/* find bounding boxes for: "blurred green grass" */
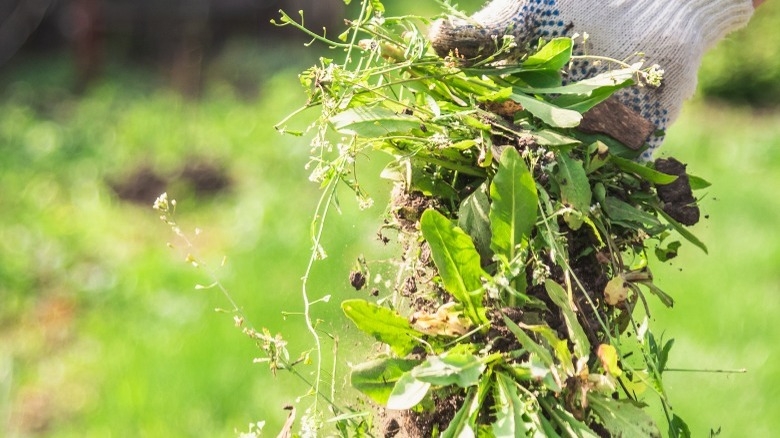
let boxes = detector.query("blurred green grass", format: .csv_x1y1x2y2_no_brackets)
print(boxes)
1,1,779,436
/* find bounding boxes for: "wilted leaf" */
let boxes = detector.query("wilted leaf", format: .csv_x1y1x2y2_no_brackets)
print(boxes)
342,299,422,356
596,344,623,377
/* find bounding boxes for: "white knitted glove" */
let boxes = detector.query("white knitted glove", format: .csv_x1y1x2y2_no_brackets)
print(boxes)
430,0,755,159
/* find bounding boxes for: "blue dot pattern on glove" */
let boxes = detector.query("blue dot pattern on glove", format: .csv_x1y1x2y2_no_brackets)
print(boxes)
476,0,668,160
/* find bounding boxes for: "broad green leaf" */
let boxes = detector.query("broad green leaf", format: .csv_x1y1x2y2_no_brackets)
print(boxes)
411,351,485,388
528,130,581,148
656,209,708,254
459,183,493,261
610,156,678,185
441,388,479,438
523,38,573,71
557,153,592,211
350,358,421,405
492,373,534,437
603,197,662,228
490,148,538,260
502,315,553,367
509,92,582,128
544,280,590,359
330,107,420,137
520,68,634,98
516,69,563,88
421,210,489,325
587,394,661,438
387,372,431,410
342,299,422,356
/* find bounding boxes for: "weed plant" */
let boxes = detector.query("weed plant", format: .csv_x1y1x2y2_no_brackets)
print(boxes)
256,0,726,436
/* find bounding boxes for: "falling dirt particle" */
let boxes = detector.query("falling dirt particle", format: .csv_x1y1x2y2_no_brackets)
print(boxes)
349,271,366,290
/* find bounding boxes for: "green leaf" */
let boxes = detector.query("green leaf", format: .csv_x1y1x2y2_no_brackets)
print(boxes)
587,394,661,438
516,69,563,88
544,280,591,359
523,38,573,71
350,358,421,405
368,0,384,13
509,92,582,128
554,85,625,113
639,281,675,308
459,183,493,261
341,299,422,356
330,107,420,137
524,324,574,376
520,68,634,96
411,351,485,388
669,414,692,438
441,388,479,438
421,210,489,325
655,240,681,262
557,153,592,211
603,197,662,228
387,372,431,410
688,174,712,190
527,130,581,148
490,148,538,260
543,400,600,438
610,156,678,185
502,315,553,367
492,373,535,437
656,209,708,254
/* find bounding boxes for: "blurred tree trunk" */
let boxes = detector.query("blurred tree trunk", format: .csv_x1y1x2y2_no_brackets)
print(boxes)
68,0,104,91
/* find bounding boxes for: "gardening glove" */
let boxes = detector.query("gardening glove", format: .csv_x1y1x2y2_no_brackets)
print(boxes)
429,0,755,160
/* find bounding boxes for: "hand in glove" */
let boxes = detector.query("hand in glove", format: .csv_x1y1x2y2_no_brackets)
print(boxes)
429,0,759,159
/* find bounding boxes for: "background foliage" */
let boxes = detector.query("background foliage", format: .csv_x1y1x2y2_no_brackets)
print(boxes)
0,0,778,436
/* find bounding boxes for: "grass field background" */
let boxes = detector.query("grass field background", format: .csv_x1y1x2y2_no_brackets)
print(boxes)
1,1,778,436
